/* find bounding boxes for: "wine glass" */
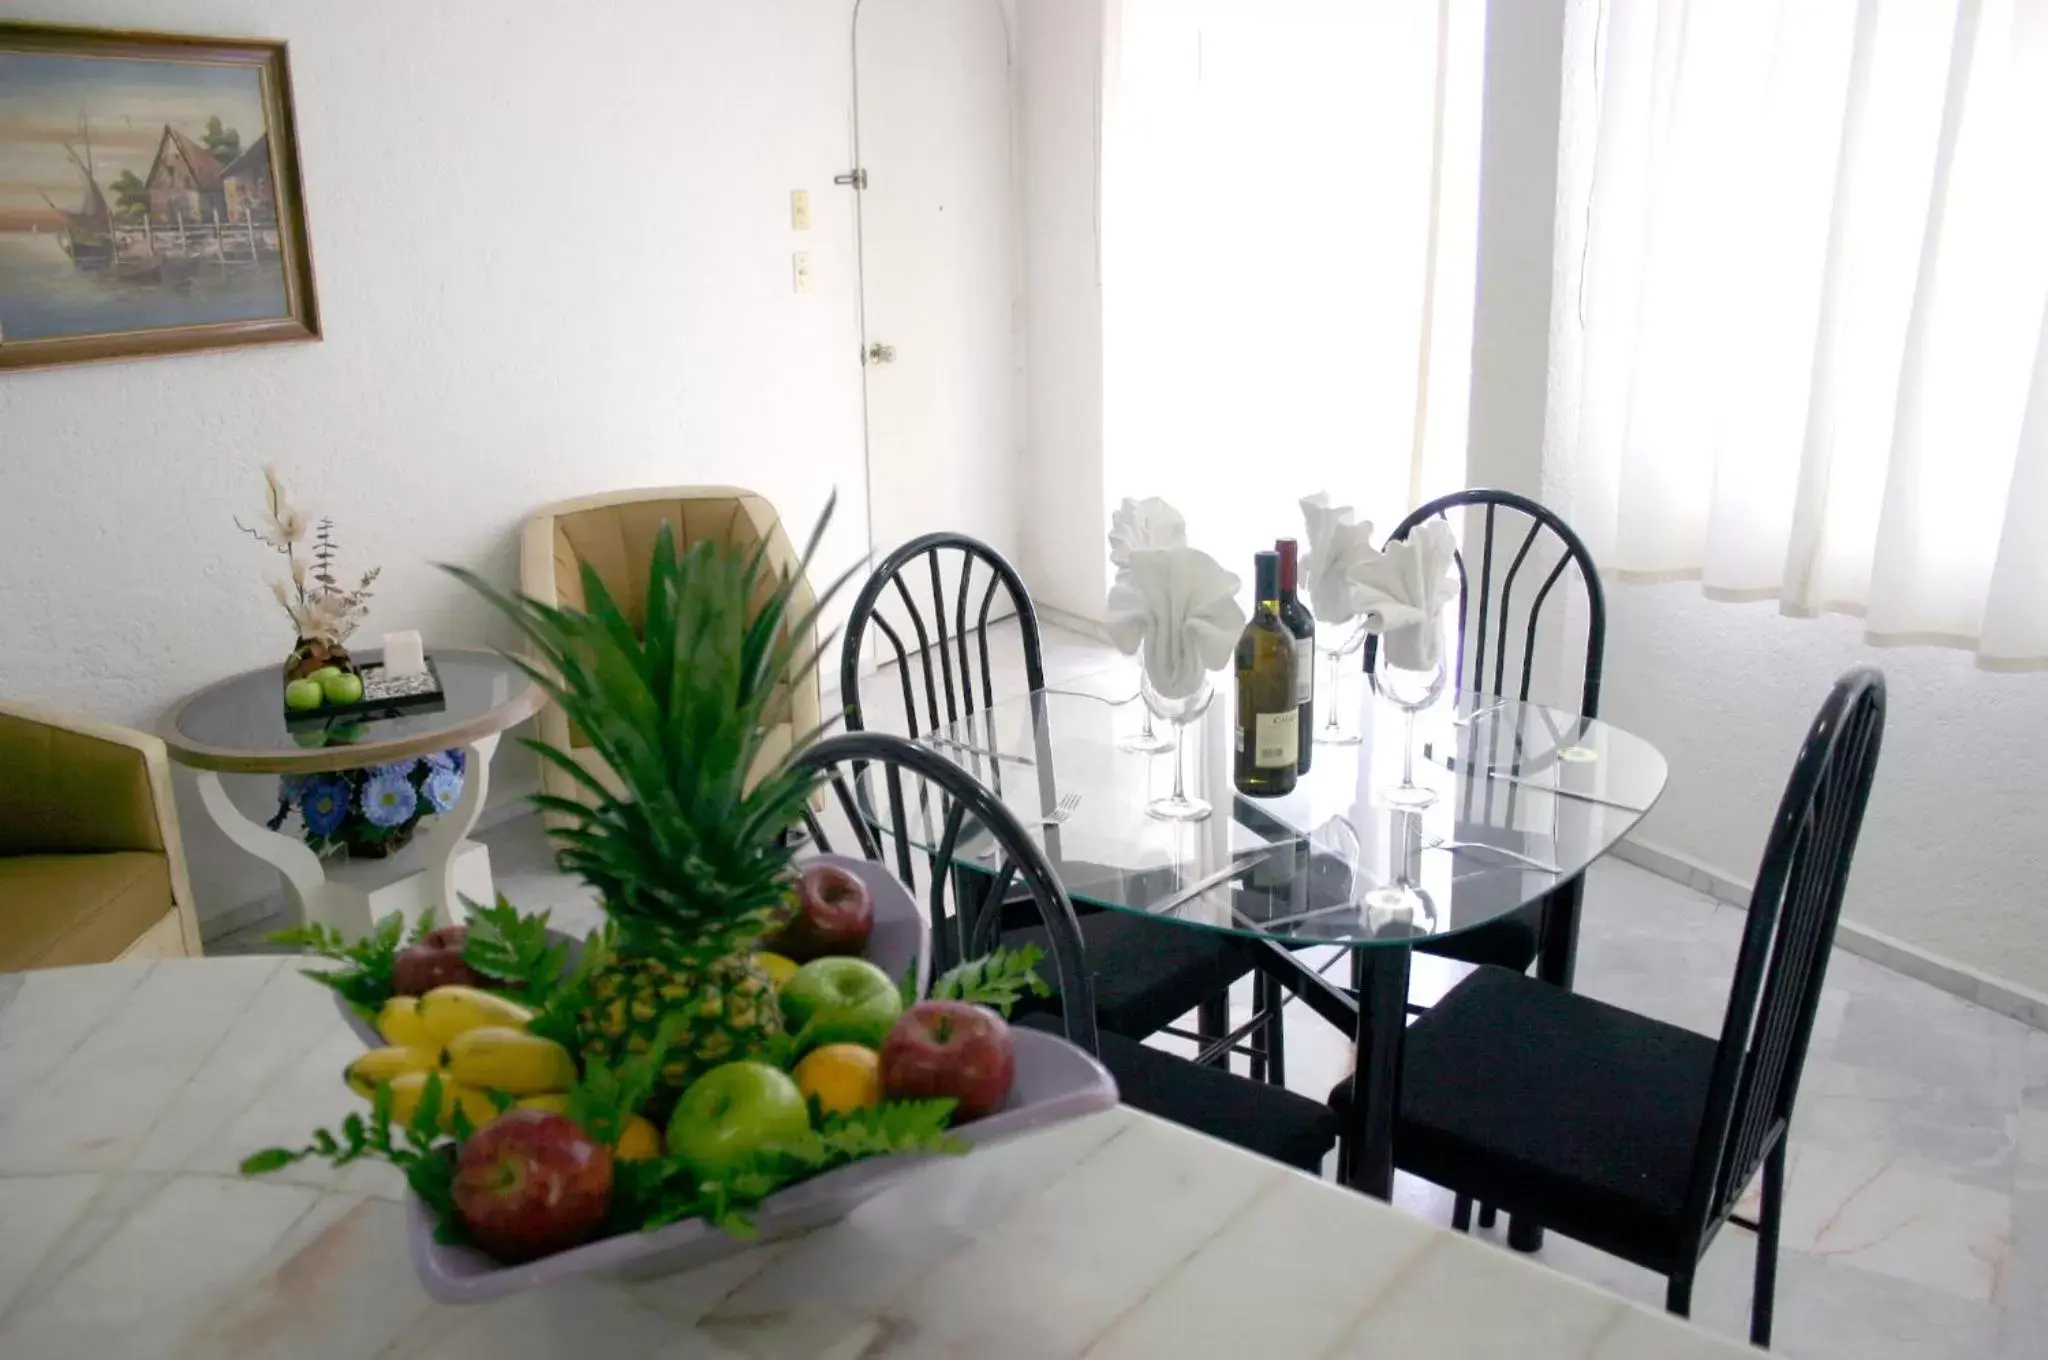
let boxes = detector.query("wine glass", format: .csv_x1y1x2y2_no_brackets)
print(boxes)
1140,671,1214,821
1313,618,1368,746
1371,630,1447,809
1117,646,1177,754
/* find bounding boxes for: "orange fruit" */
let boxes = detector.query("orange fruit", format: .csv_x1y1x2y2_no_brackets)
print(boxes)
616,1115,664,1162
792,1043,882,1117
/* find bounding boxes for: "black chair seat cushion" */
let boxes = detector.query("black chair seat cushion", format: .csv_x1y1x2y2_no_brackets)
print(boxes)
1416,902,1542,970
1021,1012,1338,1172
1330,965,1716,1266
933,907,1256,1042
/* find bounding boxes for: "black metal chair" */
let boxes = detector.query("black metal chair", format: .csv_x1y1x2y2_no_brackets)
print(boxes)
1366,488,1607,991
840,533,1284,1082
1333,667,1886,1348
795,731,1339,1172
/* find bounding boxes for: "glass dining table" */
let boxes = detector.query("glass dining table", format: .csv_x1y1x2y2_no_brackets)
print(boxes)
908,675,1669,1200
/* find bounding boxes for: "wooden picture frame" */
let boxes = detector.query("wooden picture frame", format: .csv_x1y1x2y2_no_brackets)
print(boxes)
0,22,319,372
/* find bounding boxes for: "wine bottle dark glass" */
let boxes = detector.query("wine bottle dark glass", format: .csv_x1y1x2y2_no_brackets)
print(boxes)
1275,537,1315,774
1235,551,1300,797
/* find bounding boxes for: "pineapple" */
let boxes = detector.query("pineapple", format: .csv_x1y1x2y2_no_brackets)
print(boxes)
447,498,851,1110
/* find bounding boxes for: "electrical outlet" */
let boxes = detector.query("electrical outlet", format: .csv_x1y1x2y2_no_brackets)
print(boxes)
790,188,812,231
792,251,813,293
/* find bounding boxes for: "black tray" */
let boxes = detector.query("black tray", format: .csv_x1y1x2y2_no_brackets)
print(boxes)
283,656,447,728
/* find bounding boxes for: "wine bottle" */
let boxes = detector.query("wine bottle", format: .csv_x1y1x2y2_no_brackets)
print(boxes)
1235,551,1300,797
1275,537,1315,774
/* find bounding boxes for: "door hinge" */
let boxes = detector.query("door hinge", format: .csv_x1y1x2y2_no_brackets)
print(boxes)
834,168,868,190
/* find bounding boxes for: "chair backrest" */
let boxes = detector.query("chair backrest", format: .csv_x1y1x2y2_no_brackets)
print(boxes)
1681,667,1887,1239
840,533,1044,738
1367,489,1607,718
793,730,1099,1055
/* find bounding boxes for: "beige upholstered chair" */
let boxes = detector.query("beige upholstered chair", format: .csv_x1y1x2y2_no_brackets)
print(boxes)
518,487,822,821
0,702,203,970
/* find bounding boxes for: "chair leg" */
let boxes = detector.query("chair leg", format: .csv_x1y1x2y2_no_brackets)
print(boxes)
1478,1203,1497,1229
1665,1270,1694,1319
1198,995,1230,1070
1752,1139,1786,1348
1538,879,1585,991
1508,1217,1544,1253
1452,1195,1472,1232
1263,973,1287,1087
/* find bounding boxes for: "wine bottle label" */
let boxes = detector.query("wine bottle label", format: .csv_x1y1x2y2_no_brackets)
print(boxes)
1293,639,1313,705
1254,710,1299,768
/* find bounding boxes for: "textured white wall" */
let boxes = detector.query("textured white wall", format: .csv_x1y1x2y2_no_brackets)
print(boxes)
0,0,882,916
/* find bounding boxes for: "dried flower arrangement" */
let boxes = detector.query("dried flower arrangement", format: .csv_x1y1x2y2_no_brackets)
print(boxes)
238,466,382,680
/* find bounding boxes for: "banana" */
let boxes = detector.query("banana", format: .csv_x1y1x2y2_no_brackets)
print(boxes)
516,1093,570,1114
417,986,534,1042
344,1045,441,1098
444,1026,577,1095
616,1115,663,1162
376,1071,501,1134
376,996,436,1049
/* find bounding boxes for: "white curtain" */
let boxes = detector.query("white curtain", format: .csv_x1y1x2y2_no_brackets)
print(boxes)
1101,0,1482,589
1547,0,2048,667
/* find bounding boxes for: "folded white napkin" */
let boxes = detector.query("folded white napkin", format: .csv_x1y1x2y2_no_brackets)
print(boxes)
1104,546,1246,699
1349,518,1458,670
1108,496,1188,572
1299,493,1381,625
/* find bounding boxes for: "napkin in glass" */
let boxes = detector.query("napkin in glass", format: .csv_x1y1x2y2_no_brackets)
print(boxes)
1104,545,1246,700
1108,496,1189,573
1350,518,1458,670
1299,492,1381,625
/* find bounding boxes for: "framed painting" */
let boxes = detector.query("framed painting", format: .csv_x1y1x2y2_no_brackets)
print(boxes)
0,23,318,372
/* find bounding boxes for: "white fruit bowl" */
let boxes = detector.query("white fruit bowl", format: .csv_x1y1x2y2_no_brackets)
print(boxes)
336,855,1119,1304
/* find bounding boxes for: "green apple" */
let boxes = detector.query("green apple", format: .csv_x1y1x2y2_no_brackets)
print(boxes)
665,1061,811,1175
779,955,903,1051
307,665,342,683
319,670,365,705
284,677,324,711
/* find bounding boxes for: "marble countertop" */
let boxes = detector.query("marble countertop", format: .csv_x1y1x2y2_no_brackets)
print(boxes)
0,957,1752,1359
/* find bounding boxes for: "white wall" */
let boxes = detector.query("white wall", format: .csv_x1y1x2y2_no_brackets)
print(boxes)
0,0,882,917
1016,0,1109,621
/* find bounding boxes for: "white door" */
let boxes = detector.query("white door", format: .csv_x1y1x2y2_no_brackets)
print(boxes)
852,0,1020,691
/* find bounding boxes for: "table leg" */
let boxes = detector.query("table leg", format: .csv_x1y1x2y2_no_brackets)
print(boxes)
410,734,498,926
1344,944,1412,1201
194,770,348,935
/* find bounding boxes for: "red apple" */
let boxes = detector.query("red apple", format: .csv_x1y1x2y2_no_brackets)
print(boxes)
392,924,487,996
880,1000,1016,1121
765,863,875,962
452,1109,613,1262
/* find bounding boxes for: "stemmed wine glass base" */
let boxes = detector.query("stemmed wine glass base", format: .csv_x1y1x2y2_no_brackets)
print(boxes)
1146,794,1212,822
1315,727,1363,748
1119,729,1175,754
1376,784,1438,810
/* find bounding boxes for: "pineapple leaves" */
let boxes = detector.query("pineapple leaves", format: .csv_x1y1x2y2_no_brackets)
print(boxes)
441,495,848,942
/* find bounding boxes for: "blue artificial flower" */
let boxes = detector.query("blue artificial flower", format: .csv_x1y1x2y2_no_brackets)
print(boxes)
423,765,463,815
446,747,467,776
360,768,419,829
298,774,352,839
279,772,308,803
425,748,459,775
370,760,421,784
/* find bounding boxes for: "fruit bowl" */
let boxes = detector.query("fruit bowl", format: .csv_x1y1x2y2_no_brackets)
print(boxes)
328,855,1118,1303
406,1023,1115,1303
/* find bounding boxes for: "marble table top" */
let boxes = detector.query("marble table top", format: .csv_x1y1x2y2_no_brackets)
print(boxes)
0,957,1752,1359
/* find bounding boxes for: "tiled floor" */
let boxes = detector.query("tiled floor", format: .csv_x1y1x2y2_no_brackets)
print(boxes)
205,623,2047,1358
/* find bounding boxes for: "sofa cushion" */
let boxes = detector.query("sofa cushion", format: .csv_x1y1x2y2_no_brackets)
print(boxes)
0,852,176,971
0,713,162,857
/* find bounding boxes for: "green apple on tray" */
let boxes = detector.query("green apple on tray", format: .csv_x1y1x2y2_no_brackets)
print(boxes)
285,664,365,712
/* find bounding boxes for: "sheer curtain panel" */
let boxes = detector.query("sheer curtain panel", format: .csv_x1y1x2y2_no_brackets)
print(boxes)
1547,0,2048,667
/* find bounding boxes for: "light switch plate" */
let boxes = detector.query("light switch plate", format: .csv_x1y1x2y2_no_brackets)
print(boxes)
792,251,813,293
790,188,812,231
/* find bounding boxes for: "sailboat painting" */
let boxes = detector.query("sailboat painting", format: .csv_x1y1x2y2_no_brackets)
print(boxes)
0,24,317,371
